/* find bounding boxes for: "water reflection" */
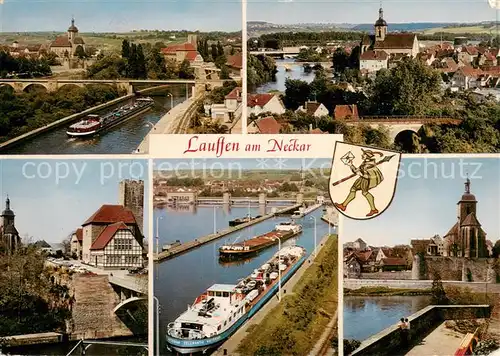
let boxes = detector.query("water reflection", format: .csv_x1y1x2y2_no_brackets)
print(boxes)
343,296,431,341
255,60,315,93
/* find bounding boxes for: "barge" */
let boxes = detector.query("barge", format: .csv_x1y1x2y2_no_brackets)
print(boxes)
228,214,262,227
166,245,307,354
218,221,302,258
66,97,154,137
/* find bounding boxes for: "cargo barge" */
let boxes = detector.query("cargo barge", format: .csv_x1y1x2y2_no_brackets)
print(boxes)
166,246,307,354
228,214,262,227
218,221,302,258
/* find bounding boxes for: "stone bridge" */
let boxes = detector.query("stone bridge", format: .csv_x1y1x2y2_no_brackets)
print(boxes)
250,47,301,58
346,117,462,141
0,77,229,95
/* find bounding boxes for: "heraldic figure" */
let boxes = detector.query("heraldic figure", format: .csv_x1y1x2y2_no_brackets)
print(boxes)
334,149,384,217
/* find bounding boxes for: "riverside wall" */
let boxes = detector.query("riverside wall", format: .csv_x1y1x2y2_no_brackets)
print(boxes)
350,305,491,356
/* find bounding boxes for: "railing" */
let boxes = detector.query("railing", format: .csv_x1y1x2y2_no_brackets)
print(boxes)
66,339,148,356
167,323,209,340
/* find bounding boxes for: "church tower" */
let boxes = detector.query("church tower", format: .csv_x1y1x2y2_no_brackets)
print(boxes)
1,196,21,253
67,17,79,43
374,7,388,42
457,178,477,224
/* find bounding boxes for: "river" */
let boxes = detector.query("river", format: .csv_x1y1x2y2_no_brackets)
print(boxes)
255,59,316,93
153,205,334,355
3,85,191,155
343,295,431,341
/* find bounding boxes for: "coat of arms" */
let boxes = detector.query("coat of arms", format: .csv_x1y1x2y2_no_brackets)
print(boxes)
329,142,401,220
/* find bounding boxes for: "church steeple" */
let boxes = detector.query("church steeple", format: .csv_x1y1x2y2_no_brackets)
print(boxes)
464,177,471,194
374,5,388,41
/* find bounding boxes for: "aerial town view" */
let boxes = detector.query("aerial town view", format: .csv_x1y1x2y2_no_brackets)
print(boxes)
342,157,500,355
0,159,149,356
246,0,500,153
152,158,338,355
0,0,242,154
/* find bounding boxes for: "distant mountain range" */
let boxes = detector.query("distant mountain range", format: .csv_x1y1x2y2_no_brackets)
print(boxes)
248,21,498,36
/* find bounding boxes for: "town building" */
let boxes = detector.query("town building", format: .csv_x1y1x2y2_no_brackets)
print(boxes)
70,228,83,259
208,86,242,123
166,191,198,205
442,178,488,258
247,93,285,116
49,18,86,59
360,7,419,59
0,197,21,253
161,35,203,66
81,205,144,269
334,104,359,120
226,54,243,77
248,116,282,134
359,50,389,73
295,101,329,117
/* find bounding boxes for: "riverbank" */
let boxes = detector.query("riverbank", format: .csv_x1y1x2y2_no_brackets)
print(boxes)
345,286,432,296
135,91,201,153
154,204,300,262
0,92,134,152
227,234,338,356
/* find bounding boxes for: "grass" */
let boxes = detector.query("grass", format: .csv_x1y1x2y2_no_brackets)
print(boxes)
422,25,496,35
236,234,338,356
344,286,432,296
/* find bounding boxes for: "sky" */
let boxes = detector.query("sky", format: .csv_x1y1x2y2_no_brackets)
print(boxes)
0,0,497,33
0,158,149,244
247,0,498,25
0,0,242,33
342,157,500,247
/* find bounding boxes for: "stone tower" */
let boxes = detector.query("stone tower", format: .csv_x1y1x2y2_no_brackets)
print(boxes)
188,34,198,50
1,196,21,253
374,7,388,42
67,17,79,43
119,180,144,234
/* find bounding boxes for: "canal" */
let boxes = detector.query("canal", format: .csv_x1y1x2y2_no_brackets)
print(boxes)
4,85,191,155
343,295,431,341
255,59,316,93
153,205,333,355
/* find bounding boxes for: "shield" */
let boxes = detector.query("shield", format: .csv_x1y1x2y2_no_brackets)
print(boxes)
329,142,401,220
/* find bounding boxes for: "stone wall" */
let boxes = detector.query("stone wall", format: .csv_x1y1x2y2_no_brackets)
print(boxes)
360,271,412,280
69,274,132,340
119,180,145,234
350,305,491,356
414,256,499,283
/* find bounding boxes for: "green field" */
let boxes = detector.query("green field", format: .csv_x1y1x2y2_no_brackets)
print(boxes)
0,32,188,53
236,235,338,356
422,25,497,35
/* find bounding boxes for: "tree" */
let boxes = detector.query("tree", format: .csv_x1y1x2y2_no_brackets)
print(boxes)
211,44,218,61
430,271,449,305
283,79,311,110
492,240,500,258
219,65,230,80
332,48,349,73
178,59,195,79
136,44,147,79
121,39,131,59
368,58,441,115
217,41,224,58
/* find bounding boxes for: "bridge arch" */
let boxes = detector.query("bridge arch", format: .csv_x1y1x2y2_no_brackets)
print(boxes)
394,129,421,153
58,83,85,92
22,83,48,93
113,296,147,314
0,83,15,93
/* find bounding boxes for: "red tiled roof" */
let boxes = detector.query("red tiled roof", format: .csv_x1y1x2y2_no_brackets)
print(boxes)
355,250,372,263
73,37,85,45
161,43,196,54
90,222,130,250
458,66,483,78
254,116,281,134
303,101,321,115
482,66,500,76
226,54,242,69
373,34,416,50
461,213,481,226
248,93,274,108
51,36,71,47
360,50,388,61
463,46,479,56
444,222,459,237
225,87,242,100
83,204,137,226
75,228,83,242
334,104,359,120
185,51,201,62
